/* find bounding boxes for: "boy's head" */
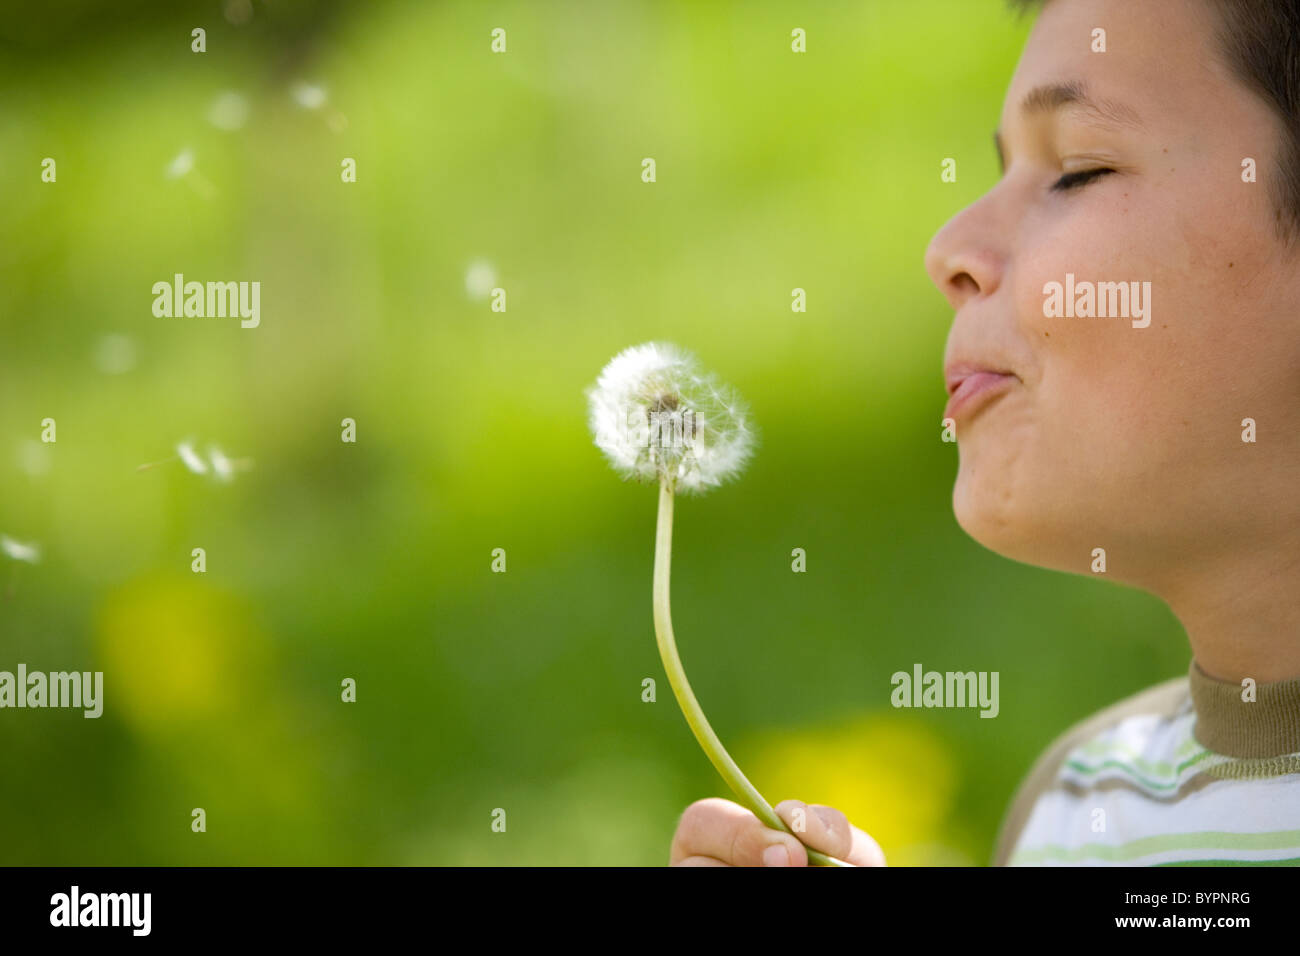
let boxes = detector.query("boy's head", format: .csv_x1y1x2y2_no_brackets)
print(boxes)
924,0,1300,598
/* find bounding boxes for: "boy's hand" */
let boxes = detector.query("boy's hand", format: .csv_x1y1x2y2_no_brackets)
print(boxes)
670,797,887,866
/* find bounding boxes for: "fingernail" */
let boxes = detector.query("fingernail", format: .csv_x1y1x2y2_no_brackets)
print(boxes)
763,844,791,867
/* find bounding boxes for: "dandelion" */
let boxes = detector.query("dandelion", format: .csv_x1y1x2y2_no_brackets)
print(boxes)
586,342,846,866
587,342,755,494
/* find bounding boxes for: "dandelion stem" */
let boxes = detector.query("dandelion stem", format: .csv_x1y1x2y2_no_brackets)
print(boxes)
652,479,848,867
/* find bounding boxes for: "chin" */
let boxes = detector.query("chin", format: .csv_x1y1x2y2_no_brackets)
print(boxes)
952,466,1018,553
950,459,1086,574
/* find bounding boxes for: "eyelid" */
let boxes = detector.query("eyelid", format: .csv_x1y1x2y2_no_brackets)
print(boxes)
1060,153,1120,173
1050,167,1114,191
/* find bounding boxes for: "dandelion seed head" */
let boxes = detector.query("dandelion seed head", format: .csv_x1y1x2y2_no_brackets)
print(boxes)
1,535,40,564
587,342,755,494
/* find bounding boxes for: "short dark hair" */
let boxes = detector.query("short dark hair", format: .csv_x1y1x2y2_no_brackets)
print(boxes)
1010,0,1300,243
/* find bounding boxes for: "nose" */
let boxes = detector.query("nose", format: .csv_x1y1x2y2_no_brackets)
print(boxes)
924,191,1006,311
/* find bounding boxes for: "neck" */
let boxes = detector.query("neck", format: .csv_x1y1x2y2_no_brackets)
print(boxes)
1156,537,1300,684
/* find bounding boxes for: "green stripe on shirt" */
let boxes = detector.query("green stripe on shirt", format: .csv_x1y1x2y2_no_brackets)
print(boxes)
1062,749,1216,791
1157,857,1300,866
1010,829,1300,864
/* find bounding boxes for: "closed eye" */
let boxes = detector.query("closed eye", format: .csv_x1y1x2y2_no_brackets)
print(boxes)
1051,167,1115,192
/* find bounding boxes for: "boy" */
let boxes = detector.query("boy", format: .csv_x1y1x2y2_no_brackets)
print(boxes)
670,0,1300,866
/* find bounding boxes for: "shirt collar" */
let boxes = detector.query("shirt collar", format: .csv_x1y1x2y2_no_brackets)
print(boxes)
1189,659,1300,758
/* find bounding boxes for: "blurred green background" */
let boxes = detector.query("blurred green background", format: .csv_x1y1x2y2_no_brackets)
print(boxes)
0,0,1191,865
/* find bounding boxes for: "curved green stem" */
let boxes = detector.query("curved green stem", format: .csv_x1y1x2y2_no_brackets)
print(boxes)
653,479,849,867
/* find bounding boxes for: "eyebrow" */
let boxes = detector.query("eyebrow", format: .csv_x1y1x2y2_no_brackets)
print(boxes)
993,80,1145,174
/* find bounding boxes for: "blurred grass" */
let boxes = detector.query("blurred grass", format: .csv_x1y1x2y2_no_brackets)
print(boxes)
0,0,1189,865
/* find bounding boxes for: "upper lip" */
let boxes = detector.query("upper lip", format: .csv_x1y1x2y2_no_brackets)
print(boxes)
944,361,1017,396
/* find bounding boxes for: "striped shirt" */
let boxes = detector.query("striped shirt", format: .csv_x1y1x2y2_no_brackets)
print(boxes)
993,659,1300,866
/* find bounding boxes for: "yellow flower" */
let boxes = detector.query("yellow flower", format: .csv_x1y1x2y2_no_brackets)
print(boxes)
743,713,967,865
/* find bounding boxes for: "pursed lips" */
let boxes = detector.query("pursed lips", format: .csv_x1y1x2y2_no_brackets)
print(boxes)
943,363,1018,421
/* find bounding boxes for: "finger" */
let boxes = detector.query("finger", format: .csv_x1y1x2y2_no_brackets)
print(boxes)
671,855,730,867
774,799,887,867
671,797,809,867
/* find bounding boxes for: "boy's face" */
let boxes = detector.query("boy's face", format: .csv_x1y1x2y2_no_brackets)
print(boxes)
925,0,1300,587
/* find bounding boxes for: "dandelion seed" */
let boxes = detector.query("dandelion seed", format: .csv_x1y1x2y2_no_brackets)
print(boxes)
176,441,209,475
164,148,216,199
209,446,234,482
94,334,136,375
289,81,347,132
18,440,51,477
166,149,195,179
139,440,252,480
208,91,249,131
291,82,327,110
207,447,254,481
1,535,40,564
464,259,498,300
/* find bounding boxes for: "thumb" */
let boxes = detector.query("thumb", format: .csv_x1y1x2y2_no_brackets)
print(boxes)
774,799,887,867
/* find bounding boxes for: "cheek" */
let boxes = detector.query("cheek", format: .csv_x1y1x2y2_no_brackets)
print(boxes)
954,164,1300,568
1014,231,1160,459
1014,189,1225,422
950,222,1190,563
